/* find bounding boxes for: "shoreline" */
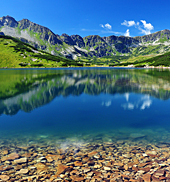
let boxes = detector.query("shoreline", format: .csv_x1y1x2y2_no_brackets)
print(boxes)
1,65,170,69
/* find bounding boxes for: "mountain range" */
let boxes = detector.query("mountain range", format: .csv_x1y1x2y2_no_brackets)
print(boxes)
1,15,170,60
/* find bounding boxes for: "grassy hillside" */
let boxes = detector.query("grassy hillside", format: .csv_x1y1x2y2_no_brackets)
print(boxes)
111,51,170,67
1,35,170,68
0,35,88,68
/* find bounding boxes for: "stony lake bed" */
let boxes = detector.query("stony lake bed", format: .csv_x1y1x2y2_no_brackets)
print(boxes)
1,68,170,181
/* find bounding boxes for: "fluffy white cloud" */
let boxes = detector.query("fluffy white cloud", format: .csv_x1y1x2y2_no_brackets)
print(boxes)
105,23,112,30
100,23,112,30
121,20,136,27
124,29,130,37
141,20,153,31
121,19,154,35
140,20,154,35
100,24,104,28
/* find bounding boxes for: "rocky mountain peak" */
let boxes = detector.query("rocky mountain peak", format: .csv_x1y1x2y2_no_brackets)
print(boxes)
0,15,18,28
83,35,106,47
71,35,85,47
18,19,33,29
60,33,76,46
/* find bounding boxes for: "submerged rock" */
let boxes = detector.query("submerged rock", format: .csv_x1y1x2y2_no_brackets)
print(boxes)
130,133,146,139
16,168,29,174
0,175,9,181
14,157,27,164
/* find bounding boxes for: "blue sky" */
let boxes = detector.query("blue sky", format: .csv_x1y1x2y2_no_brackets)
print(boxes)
1,0,170,37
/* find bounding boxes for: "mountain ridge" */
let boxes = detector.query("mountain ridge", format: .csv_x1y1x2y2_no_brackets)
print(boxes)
1,15,170,59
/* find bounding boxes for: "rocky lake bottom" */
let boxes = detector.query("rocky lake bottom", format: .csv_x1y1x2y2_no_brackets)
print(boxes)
0,128,170,182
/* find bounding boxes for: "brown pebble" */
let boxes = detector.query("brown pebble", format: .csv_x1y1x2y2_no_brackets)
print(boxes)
70,175,84,181
0,175,9,181
152,176,160,182
14,157,27,164
154,170,165,176
88,151,98,157
2,150,9,155
16,168,29,174
142,173,151,182
56,164,68,175
74,161,83,166
124,165,128,170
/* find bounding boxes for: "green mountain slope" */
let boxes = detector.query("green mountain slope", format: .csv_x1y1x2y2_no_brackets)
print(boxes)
111,51,170,67
0,35,87,68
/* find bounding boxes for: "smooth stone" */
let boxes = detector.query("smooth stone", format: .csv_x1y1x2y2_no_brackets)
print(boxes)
0,175,9,181
142,173,151,182
104,166,111,171
14,157,27,164
154,170,165,176
16,168,29,174
146,151,157,155
124,165,128,170
1,153,19,161
70,175,84,181
83,167,91,173
152,176,160,182
74,161,83,166
56,164,68,175
130,133,146,139
36,163,48,171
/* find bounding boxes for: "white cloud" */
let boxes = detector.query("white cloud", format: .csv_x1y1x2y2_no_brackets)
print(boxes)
140,20,154,35
101,30,122,35
141,20,153,31
81,28,99,32
100,23,112,30
100,24,104,28
121,20,136,27
105,23,112,30
124,29,130,37
121,19,154,35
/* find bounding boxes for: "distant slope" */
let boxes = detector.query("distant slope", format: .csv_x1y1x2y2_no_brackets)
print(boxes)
0,35,87,68
111,51,170,67
134,51,170,67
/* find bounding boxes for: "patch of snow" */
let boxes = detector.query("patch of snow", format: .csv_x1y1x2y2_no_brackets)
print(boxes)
74,46,88,53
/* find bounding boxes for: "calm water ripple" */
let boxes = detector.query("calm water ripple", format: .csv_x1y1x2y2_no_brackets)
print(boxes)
0,68,170,145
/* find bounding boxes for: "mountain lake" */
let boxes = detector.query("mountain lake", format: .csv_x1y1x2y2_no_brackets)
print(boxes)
0,67,170,181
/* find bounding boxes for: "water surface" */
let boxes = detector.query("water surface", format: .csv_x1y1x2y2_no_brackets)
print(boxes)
1,68,170,146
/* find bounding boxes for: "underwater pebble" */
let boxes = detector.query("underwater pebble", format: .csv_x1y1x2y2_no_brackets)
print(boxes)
0,136,170,181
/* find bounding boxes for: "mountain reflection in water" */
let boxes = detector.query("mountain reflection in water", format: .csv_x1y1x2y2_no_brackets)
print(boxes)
1,68,170,116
